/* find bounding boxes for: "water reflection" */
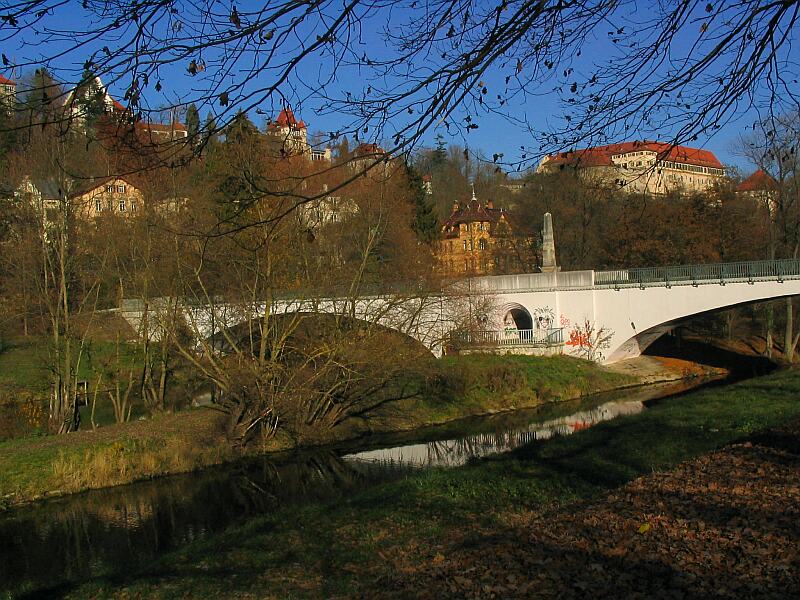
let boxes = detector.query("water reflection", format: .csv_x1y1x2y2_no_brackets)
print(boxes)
0,379,702,597
346,400,644,468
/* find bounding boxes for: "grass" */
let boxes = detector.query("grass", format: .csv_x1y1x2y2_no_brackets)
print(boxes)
371,353,635,428
45,366,800,599
0,336,142,397
0,353,636,506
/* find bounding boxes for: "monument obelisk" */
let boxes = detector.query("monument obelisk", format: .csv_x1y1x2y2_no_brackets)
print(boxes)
541,212,559,273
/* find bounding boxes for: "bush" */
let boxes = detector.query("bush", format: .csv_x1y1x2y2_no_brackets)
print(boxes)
485,364,525,394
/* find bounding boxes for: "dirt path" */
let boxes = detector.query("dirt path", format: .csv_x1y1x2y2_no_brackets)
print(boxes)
369,423,800,599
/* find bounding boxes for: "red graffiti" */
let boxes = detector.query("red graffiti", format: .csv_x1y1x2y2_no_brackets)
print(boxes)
566,330,590,348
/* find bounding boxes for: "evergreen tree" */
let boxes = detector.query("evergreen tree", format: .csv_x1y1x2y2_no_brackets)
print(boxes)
20,67,61,127
407,164,439,244
185,103,200,142
73,68,108,132
201,113,220,154
431,134,447,169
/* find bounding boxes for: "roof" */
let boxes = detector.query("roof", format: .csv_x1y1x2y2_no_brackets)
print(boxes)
69,175,142,198
271,107,306,129
137,121,188,132
441,198,510,238
543,141,723,170
0,75,15,86
737,169,779,192
354,143,386,156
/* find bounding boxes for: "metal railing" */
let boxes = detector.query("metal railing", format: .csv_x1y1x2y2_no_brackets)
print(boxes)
452,328,564,347
594,258,800,289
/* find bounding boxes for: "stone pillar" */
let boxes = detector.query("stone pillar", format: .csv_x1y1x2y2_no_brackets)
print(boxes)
541,212,559,273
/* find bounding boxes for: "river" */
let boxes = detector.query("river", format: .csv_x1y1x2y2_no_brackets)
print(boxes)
0,377,719,597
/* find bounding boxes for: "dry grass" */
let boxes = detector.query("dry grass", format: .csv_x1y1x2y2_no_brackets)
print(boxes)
51,436,230,494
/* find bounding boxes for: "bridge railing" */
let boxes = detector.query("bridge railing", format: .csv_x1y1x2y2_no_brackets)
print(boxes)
594,258,800,289
452,328,564,348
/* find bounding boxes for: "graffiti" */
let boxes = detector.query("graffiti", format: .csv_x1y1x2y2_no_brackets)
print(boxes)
566,319,615,362
566,329,590,348
533,307,555,332
560,314,571,328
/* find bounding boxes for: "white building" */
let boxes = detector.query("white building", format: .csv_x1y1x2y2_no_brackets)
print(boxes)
537,141,725,194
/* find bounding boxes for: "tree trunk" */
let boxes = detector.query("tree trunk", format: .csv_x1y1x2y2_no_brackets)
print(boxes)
765,304,774,359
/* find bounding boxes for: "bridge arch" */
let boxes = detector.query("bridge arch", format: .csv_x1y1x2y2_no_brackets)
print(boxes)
500,302,533,331
597,282,800,362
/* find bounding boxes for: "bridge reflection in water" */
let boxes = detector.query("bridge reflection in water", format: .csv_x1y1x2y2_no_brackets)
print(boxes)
345,399,643,468
0,379,694,596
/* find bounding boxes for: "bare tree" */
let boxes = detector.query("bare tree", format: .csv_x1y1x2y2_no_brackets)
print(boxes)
0,1,797,169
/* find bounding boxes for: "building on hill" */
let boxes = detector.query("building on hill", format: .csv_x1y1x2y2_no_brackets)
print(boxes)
16,176,63,225
64,75,187,144
0,74,16,112
266,106,331,162
136,120,188,142
536,140,725,194
350,143,389,173
737,169,780,213
435,189,532,276
70,176,146,219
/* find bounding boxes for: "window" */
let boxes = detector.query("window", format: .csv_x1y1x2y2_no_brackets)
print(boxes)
117,185,126,194
119,199,126,212
130,200,137,212
479,239,486,250
478,222,484,231
106,185,114,194
468,239,473,251
95,199,103,212
463,240,467,250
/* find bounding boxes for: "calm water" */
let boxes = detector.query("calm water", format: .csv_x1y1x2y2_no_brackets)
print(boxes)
0,378,711,597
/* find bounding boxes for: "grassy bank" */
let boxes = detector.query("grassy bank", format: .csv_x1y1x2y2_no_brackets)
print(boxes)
54,366,800,599
0,354,634,508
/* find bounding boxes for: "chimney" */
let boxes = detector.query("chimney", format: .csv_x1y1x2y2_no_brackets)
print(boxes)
541,212,560,273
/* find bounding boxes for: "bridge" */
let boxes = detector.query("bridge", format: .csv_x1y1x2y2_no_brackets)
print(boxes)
120,258,800,364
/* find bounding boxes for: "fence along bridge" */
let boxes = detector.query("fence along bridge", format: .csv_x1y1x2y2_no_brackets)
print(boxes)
120,258,800,364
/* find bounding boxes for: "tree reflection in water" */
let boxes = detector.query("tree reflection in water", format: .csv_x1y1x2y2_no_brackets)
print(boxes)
1,379,695,596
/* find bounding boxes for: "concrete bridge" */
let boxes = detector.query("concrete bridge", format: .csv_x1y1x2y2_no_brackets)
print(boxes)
121,258,800,364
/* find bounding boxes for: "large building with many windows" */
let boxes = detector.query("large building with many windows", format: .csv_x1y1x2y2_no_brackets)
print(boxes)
0,74,15,109
536,141,725,194
435,192,530,276
266,106,331,162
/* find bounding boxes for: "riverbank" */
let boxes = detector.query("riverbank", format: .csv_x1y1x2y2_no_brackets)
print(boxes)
56,366,800,599
0,353,684,510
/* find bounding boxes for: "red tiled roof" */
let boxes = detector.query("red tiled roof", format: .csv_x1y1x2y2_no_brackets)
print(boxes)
543,141,723,170
737,169,779,192
0,75,15,86
354,143,386,156
272,107,306,128
112,99,126,111
137,121,187,132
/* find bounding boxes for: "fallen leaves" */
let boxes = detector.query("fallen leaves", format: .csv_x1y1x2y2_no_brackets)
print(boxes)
364,423,800,599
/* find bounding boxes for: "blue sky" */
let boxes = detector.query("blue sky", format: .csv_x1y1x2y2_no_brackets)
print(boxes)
2,1,789,174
